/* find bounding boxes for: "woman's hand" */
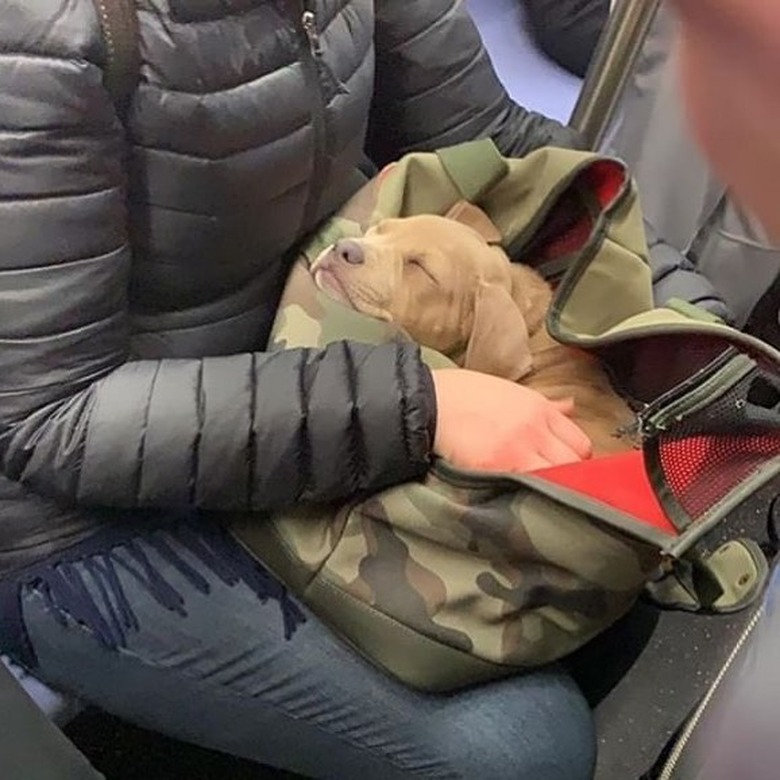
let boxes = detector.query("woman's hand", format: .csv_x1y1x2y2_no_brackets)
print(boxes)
431,368,592,473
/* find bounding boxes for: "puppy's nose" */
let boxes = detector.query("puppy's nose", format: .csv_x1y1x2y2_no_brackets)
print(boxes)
334,239,365,265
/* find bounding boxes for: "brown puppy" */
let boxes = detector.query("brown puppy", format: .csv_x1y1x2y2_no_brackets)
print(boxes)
311,211,636,457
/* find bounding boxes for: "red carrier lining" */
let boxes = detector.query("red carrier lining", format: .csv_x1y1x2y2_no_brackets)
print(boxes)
539,210,593,263
533,429,778,537
512,162,775,542
529,162,680,534
533,160,627,265
583,159,626,210
533,451,678,535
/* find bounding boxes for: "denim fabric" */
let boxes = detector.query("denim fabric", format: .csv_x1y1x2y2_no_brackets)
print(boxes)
6,522,595,780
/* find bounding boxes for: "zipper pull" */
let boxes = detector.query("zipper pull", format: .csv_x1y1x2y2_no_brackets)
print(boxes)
300,4,349,95
301,10,322,57
635,408,666,442
616,404,664,448
615,417,646,449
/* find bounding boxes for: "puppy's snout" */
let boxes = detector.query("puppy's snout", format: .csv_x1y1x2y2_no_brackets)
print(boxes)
334,239,365,265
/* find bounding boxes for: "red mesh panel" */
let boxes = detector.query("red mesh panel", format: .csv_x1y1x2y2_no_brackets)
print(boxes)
653,364,780,525
659,432,780,522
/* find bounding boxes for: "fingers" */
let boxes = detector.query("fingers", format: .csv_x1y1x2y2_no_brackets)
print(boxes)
546,409,593,461
550,397,576,416
537,436,584,468
513,453,555,473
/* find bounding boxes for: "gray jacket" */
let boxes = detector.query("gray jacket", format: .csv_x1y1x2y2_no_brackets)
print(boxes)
608,4,780,328
0,0,583,571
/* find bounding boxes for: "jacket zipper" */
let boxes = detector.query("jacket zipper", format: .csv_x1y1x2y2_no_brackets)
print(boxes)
301,7,322,55
657,606,763,779
299,1,329,231
94,0,141,119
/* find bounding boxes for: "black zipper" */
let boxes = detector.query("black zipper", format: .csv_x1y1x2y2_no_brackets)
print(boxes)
625,347,743,443
299,1,329,231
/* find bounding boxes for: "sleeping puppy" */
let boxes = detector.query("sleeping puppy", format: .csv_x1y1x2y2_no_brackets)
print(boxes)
311,207,636,457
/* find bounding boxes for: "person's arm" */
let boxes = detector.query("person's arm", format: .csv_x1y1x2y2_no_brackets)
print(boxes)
644,220,733,322
523,0,610,78
0,23,435,513
367,0,582,166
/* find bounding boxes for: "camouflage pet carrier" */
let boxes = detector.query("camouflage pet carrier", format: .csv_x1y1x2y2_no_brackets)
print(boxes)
231,140,780,692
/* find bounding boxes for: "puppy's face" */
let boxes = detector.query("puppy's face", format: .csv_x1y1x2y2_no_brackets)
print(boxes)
311,215,513,356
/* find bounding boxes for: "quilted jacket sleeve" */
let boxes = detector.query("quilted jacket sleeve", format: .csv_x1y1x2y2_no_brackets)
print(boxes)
644,221,733,323
367,0,583,165
0,25,434,513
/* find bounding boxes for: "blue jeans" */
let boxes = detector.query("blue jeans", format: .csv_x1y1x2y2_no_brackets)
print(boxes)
7,521,595,780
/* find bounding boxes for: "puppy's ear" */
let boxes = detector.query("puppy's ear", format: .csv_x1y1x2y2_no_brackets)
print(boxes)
464,282,533,381
445,200,503,244
509,264,553,336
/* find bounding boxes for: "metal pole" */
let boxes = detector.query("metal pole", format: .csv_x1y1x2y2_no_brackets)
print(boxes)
569,0,662,150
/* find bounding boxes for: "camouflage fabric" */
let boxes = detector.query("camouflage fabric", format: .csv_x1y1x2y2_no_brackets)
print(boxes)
231,140,780,692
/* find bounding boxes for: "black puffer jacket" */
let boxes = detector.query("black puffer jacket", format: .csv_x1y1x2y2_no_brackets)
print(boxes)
0,0,580,573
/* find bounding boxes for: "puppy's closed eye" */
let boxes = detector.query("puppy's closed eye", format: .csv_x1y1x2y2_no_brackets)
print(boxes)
405,256,439,285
